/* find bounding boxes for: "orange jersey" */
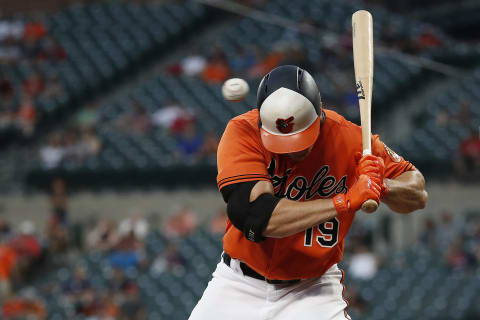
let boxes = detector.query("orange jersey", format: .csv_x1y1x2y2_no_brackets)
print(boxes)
217,108,414,280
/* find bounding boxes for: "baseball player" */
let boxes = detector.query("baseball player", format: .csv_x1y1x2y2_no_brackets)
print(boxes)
189,65,428,320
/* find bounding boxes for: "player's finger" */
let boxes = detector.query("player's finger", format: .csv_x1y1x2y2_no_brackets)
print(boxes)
366,178,382,194
359,164,381,173
358,158,382,168
366,186,381,201
358,167,382,181
359,154,380,163
359,156,385,172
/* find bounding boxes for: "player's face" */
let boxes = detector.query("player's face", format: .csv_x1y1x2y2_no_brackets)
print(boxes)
287,146,313,162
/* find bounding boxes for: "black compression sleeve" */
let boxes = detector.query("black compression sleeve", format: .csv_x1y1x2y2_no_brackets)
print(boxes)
222,181,280,242
245,193,281,242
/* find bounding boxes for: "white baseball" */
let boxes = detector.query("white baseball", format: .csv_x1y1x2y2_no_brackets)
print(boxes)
222,78,249,102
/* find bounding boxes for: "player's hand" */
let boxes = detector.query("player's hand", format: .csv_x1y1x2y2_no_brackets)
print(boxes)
333,174,381,215
355,152,388,198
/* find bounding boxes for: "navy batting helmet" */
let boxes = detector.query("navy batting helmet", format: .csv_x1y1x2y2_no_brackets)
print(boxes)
256,65,322,153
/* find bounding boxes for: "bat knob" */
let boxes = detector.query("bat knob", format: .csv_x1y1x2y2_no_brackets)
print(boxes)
361,199,378,213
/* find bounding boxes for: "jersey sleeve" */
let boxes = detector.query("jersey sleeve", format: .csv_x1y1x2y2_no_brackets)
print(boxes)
372,135,415,179
217,119,271,190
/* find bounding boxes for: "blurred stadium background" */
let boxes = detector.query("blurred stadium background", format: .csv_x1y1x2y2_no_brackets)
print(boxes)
0,0,479,319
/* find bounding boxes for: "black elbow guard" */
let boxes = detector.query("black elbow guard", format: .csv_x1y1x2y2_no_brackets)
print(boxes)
223,182,281,243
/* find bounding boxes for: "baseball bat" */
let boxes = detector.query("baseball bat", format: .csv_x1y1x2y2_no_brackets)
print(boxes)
352,10,378,214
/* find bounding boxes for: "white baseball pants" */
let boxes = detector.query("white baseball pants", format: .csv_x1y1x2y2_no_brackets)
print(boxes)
189,256,351,320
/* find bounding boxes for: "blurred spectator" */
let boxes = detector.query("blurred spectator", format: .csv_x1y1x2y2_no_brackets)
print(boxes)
201,131,220,160
0,111,15,131
202,48,231,83
40,133,64,169
435,212,459,249
22,35,42,60
0,219,12,242
0,242,16,300
107,268,135,293
110,247,142,272
420,218,438,248
341,90,361,123
121,288,146,320
40,126,102,168
23,20,46,41
446,237,475,270
0,38,21,63
209,208,227,235
165,62,182,76
0,78,15,108
63,128,85,164
64,127,102,164
228,46,258,76
99,293,121,319
76,289,101,317
37,36,67,61
47,178,69,253
40,74,64,99
454,128,480,180
151,101,194,134
452,100,473,127
86,219,119,252
105,268,144,318
281,46,313,72
16,95,36,137
0,19,24,41
348,244,378,280
118,212,149,242
163,206,198,239
151,242,186,275
437,101,473,128
62,266,91,299
2,289,46,320
22,73,44,97
181,50,207,76
177,122,204,161
9,221,42,281
116,101,152,135
417,26,442,50
247,47,284,79
75,103,99,129
435,110,449,127
79,127,102,157
109,213,147,270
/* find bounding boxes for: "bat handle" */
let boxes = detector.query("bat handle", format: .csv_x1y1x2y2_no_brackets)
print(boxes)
361,199,378,213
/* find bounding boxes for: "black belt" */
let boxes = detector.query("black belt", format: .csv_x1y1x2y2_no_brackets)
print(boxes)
222,252,301,285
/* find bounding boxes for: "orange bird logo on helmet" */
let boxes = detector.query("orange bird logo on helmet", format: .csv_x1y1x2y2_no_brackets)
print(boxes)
276,117,295,134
